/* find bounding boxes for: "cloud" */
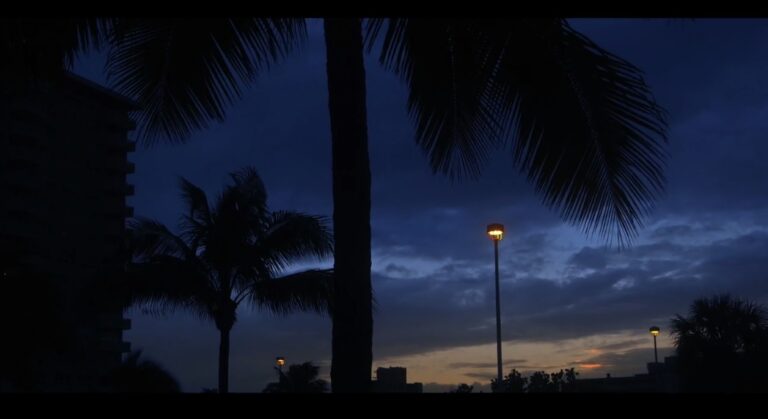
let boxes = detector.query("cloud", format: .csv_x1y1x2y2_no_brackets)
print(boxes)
448,360,528,369
568,247,609,270
594,339,648,352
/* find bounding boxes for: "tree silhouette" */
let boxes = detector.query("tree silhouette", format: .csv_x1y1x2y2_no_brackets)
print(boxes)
262,361,328,393
123,167,333,393
491,368,579,393
451,383,474,393
102,350,180,393
671,294,768,392
491,369,527,393
526,371,553,393
4,18,668,392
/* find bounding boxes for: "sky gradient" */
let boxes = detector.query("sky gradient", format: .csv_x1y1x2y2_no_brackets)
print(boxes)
75,18,768,392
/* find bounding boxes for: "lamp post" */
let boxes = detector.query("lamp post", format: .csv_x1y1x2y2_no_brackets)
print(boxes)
487,223,504,391
276,356,286,384
649,326,660,363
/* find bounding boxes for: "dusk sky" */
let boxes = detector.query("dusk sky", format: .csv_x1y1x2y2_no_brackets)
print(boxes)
75,18,768,392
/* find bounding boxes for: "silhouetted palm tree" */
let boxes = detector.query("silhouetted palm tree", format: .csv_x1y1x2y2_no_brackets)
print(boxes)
102,350,181,393
671,294,768,392
4,18,668,392
262,361,328,393
124,167,333,393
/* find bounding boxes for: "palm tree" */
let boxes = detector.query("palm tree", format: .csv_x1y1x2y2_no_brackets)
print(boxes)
671,294,768,392
102,350,181,393
262,361,328,393
4,18,668,392
124,166,333,393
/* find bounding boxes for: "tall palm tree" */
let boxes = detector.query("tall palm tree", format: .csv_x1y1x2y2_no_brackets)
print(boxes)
124,166,333,393
671,294,768,392
4,18,668,392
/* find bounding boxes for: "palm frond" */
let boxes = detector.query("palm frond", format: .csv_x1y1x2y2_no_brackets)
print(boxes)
105,18,306,144
370,18,668,245
123,255,214,320
258,211,334,273
488,20,667,245
229,166,268,218
127,217,197,261
178,177,213,251
248,269,333,315
370,18,503,179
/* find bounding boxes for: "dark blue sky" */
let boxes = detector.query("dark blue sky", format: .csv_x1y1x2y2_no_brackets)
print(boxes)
76,18,768,392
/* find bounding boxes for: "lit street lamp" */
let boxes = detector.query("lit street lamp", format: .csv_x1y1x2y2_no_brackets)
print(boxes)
275,356,286,382
649,326,660,363
487,223,504,391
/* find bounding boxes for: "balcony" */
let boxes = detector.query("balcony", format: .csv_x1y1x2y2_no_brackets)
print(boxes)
126,161,135,174
126,184,135,196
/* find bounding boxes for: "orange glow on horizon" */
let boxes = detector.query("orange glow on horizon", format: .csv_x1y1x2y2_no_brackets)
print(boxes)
579,363,603,369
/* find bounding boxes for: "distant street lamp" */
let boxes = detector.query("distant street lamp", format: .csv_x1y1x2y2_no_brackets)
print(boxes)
276,356,286,378
487,223,504,391
649,326,660,363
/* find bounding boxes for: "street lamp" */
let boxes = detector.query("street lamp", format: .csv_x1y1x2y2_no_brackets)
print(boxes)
275,356,286,385
649,326,660,363
487,223,504,391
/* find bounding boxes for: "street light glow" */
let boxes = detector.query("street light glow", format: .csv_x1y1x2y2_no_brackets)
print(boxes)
650,326,660,336
276,356,285,367
487,223,504,240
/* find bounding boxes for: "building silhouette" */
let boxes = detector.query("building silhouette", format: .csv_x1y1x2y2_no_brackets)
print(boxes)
575,356,681,393
0,72,136,391
372,367,423,393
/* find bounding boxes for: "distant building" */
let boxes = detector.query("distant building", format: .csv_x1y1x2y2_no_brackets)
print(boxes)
0,72,136,391
575,356,681,393
372,367,423,393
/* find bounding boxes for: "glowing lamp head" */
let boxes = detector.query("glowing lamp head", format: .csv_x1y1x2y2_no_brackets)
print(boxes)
487,223,504,241
276,356,286,367
649,326,660,337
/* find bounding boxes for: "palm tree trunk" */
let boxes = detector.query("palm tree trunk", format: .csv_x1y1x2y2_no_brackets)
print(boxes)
218,327,230,393
323,18,373,393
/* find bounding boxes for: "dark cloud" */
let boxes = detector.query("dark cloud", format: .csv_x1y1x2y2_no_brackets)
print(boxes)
372,230,768,358
448,360,528,369
568,246,609,270
650,224,695,240
595,339,648,352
